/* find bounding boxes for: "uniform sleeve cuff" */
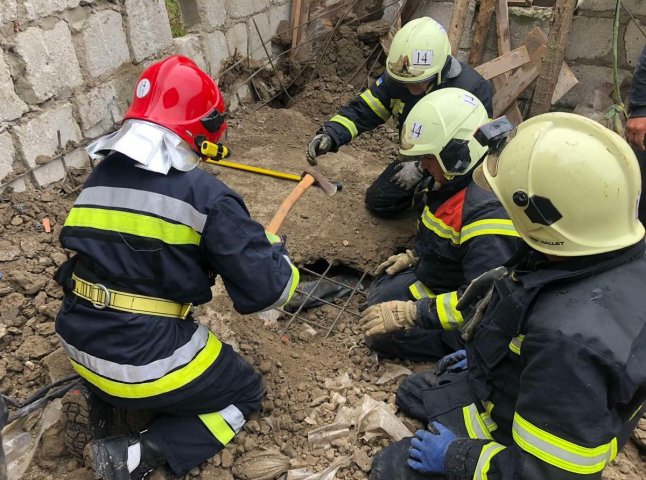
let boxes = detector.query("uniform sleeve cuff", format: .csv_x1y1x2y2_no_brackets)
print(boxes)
444,438,489,480
629,105,646,118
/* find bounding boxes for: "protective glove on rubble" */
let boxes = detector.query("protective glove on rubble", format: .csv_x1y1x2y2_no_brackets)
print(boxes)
374,249,419,276
407,422,457,475
391,160,424,190
360,300,417,336
434,349,467,375
306,133,333,165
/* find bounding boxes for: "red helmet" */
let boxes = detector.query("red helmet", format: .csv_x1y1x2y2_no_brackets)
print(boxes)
124,55,227,153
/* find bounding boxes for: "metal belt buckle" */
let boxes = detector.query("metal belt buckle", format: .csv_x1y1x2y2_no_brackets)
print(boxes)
92,284,111,310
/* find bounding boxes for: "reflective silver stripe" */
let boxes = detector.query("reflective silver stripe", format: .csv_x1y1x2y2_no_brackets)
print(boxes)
421,206,460,244
219,404,245,433
436,291,464,330
76,186,207,233
460,219,519,244
262,255,299,311
512,412,617,474
474,442,506,480
463,403,493,440
57,325,210,383
360,90,390,121
408,281,435,300
509,335,525,355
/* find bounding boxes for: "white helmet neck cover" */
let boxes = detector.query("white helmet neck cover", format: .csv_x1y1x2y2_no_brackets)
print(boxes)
484,112,645,256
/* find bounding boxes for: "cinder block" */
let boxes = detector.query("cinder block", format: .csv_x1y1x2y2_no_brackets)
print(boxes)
174,35,207,71
414,2,455,32
24,0,80,20
227,22,248,56
226,0,266,18
0,1,17,24
14,22,83,103
625,20,646,67
81,10,130,78
623,0,646,16
566,16,613,61
0,52,28,122
0,131,15,183
14,104,82,186
248,14,272,60
124,0,173,63
559,64,632,109
576,0,614,11
202,31,229,76
76,81,125,138
64,148,89,169
197,0,226,29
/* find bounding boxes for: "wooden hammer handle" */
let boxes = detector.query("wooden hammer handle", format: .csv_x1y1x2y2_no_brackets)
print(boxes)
266,174,315,234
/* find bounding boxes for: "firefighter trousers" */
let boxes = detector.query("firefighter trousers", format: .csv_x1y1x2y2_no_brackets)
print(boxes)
365,161,420,218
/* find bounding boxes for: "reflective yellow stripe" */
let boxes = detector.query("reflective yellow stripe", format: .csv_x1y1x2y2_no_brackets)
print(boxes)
474,442,506,480
512,412,617,474
360,90,390,121
286,262,300,303
480,401,498,433
508,335,525,355
199,412,236,446
629,402,644,422
330,115,358,138
460,219,519,244
436,291,464,330
70,332,222,399
408,281,436,300
421,206,460,244
463,404,493,440
72,274,192,319
65,207,201,246
265,231,281,244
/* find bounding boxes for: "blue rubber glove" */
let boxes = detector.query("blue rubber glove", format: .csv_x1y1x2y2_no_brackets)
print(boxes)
407,422,457,474
434,349,467,375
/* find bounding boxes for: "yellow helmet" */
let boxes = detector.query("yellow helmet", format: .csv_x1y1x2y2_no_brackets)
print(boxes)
386,17,451,85
483,112,645,256
399,87,489,175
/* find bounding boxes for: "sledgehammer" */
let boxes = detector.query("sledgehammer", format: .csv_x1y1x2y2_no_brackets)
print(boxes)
266,167,338,234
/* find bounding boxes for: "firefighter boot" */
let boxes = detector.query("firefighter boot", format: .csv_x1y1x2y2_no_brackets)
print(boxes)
84,430,168,480
62,383,112,458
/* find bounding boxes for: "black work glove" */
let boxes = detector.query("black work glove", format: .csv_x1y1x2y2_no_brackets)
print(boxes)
306,133,333,165
457,266,508,341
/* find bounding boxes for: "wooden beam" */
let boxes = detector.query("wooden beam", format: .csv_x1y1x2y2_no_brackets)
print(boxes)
528,0,577,116
290,0,302,52
448,0,471,55
469,0,497,66
475,45,530,80
495,0,511,55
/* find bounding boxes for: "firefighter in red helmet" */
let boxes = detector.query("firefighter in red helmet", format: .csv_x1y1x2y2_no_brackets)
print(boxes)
56,56,299,479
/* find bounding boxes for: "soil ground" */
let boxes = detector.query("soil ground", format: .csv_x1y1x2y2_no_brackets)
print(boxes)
1,77,645,480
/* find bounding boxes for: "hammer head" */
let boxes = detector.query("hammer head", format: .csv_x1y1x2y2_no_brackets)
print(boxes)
303,167,338,196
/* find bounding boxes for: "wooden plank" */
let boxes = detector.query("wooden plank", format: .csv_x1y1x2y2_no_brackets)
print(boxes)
290,0,302,52
495,0,511,55
448,0,471,55
469,0,497,66
551,62,578,104
529,0,577,116
475,45,530,80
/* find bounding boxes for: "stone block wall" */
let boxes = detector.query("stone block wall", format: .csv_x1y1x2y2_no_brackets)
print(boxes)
0,0,292,192
415,0,645,109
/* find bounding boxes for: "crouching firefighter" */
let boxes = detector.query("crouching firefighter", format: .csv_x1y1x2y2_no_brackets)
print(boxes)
54,56,299,480
369,112,646,480
360,88,519,361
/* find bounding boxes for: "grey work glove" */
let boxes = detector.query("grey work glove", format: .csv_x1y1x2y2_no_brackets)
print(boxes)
457,266,508,341
391,161,424,190
374,249,419,276
306,133,333,165
360,300,417,336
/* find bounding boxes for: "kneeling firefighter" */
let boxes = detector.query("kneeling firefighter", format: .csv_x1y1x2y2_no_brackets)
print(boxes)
55,56,299,479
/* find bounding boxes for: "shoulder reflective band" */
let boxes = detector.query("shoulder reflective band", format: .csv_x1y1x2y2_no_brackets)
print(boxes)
360,89,390,121
460,219,519,244
68,331,222,399
463,403,494,440
199,404,245,446
436,291,464,330
508,335,525,355
512,412,618,474
421,206,461,244
330,115,358,139
408,281,436,300
474,442,506,480
65,207,201,246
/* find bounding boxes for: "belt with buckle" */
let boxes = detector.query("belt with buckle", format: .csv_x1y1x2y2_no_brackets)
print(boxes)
71,274,192,320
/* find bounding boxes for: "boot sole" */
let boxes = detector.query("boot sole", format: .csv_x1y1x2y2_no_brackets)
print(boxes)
62,387,112,459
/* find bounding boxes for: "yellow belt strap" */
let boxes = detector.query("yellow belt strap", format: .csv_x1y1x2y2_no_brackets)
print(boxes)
71,274,192,319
